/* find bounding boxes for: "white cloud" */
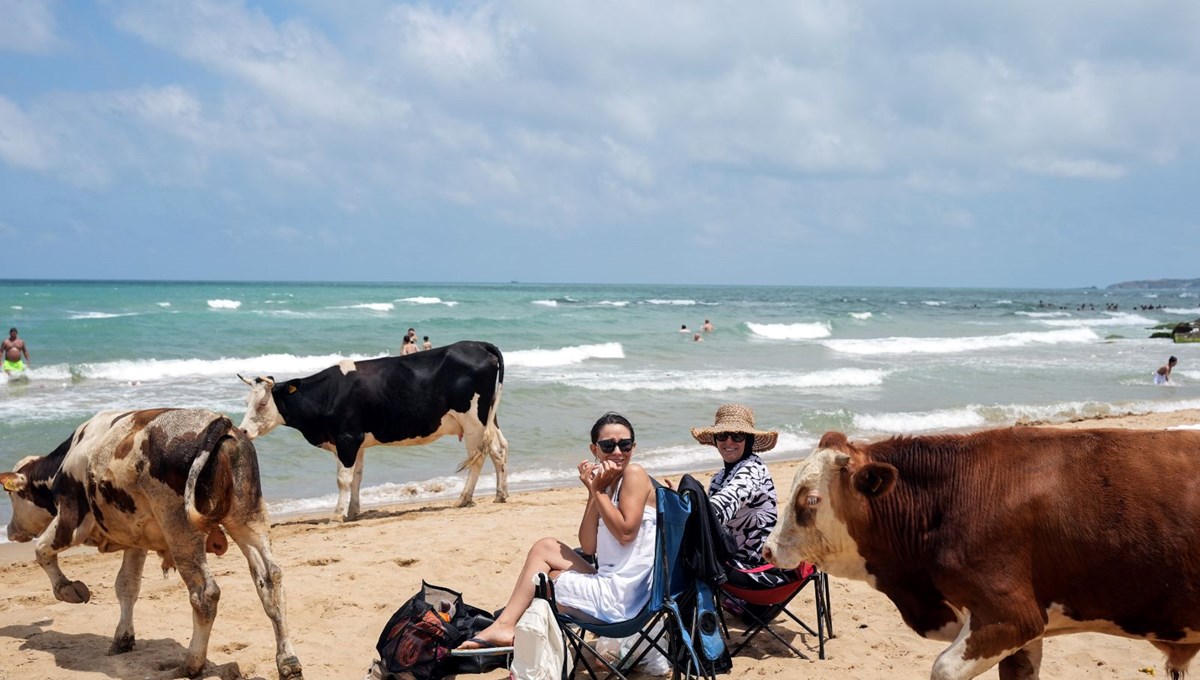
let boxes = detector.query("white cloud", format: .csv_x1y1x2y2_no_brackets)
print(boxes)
113,1,410,127
1016,156,1127,180
0,97,52,171
0,0,61,54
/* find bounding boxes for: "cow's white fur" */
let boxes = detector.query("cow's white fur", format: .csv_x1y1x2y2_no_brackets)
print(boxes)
765,446,873,584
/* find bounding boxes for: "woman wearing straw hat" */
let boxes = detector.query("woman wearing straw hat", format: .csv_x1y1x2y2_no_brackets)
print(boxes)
691,404,793,591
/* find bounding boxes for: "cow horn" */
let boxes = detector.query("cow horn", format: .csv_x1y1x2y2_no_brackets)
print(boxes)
237,373,254,386
834,453,851,468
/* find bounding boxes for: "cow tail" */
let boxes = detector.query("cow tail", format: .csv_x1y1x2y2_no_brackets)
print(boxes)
184,416,235,531
482,344,505,457
458,343,506,473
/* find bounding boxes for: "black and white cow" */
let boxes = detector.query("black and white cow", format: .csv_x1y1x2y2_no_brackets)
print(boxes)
0,408,302,679
238,340,508,521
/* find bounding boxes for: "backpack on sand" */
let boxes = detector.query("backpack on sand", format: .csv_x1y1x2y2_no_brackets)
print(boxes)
375,581,504,680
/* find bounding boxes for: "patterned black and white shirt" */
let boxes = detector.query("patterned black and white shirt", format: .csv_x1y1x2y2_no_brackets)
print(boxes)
708,453,777,569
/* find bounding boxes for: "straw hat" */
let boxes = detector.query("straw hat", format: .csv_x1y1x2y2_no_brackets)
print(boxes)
690,404,778,452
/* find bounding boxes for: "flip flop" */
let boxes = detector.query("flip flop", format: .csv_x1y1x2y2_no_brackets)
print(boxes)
450,637,515,656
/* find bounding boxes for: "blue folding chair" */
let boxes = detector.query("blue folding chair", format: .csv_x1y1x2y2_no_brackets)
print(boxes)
539,484,711,680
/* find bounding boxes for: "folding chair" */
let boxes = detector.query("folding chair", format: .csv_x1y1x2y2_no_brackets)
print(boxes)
539,484,712,680
717,562,834,660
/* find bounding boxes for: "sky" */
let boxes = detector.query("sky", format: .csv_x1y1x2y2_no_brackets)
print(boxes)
1,1,1197,288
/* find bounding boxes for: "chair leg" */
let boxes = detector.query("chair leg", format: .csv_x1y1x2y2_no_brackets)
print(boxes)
822,572,835,638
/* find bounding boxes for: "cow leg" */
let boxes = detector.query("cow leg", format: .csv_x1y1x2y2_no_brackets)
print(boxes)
332,449,366,522
997,639,1042,680
1150,641,1200,680
170,539,220,678
930,610,1042,680
34,514,91,604
109,548,148,655
333,439,365,522
457,434,485,508
226,520,304,678
490,428,510,503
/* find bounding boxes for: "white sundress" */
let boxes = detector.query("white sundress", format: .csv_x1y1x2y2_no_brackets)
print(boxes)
553,481,657,623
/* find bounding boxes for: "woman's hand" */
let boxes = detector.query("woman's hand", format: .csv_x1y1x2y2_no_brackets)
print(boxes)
591,459,622,491
578,460,600,490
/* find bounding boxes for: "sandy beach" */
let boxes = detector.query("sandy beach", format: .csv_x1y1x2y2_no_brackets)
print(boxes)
2,409,1199,680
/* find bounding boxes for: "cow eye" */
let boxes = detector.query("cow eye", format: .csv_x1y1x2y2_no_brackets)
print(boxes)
806,494,821,507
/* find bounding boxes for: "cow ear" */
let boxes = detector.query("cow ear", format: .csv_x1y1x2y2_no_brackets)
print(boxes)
852,462,896,498
0,472,27,493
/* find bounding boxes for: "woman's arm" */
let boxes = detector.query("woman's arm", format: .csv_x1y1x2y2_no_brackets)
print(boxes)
709,460,766,525
593,463,653,546
578,493,601,555
576,460,601,554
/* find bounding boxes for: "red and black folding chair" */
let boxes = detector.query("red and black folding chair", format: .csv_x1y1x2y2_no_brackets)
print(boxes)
716,562,833,660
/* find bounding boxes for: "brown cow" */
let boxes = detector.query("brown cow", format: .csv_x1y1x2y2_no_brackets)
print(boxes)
763,427,1200,680
0,409,302,679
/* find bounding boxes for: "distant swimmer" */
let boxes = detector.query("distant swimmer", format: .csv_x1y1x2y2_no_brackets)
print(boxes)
702,319,714,333
693,333,703,342
2,327,29,375
400,335,419,356
1155,356,1178,385
680,324,690,333
423,336,432,351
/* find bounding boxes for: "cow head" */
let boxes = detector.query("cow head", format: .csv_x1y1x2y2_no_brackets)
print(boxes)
1,456,55,542
237,374,285,439
763,432,896,583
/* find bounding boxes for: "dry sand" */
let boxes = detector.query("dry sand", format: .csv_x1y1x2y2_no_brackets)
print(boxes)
2,409,1199,680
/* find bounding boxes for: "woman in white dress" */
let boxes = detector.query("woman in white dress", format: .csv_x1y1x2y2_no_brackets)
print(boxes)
457,412,657,650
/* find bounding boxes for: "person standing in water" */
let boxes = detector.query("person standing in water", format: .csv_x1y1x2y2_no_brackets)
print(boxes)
1155,356,1178,385
2,327,29,375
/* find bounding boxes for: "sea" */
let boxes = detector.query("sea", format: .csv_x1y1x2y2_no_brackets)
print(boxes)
2,280,1198,537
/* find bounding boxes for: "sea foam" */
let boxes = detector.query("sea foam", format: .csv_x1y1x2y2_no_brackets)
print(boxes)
1033,313,1158,328
397,297,458,307
506,343,624,368
822,328,1099,355
747,321,832,340
207,299,241,309
530,367,887,392
74,352,385,383
68,311,141,320
335,302,394,312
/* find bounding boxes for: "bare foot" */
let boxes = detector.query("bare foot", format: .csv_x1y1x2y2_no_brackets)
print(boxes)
455,624,514,650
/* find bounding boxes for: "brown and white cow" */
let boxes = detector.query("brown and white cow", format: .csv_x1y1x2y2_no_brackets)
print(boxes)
0,409,302,679
764,427,1200,680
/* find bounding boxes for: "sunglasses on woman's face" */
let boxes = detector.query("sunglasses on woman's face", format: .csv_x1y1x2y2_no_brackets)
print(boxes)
714,432,747,443
596,438,635,454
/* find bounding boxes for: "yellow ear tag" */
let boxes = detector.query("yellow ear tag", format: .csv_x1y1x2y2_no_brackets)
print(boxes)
2,477,20,492
288,385,298,394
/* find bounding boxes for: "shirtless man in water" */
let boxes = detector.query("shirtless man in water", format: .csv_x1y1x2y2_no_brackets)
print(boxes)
2,327,29,375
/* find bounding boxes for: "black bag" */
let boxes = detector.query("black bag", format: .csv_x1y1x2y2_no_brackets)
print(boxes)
376,581,505,680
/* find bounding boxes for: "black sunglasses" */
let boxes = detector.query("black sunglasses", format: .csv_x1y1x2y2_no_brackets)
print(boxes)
714,432,748,443
596,438,635,454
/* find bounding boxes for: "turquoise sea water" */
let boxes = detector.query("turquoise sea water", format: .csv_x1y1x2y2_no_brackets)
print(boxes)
2,280,1198,533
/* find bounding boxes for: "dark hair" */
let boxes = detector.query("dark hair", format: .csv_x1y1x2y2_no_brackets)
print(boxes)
1169,356,1178,363
590,412,635,443
8,328,15,334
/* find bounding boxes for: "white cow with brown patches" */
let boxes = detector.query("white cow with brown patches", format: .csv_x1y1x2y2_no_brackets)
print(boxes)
1,408,302,679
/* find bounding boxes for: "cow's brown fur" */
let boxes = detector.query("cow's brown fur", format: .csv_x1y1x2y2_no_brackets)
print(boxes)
767,427,1200,680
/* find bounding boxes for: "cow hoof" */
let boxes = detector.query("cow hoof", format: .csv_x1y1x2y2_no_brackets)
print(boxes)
55,580,91,604
278,655,303,678
108,632,135,655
